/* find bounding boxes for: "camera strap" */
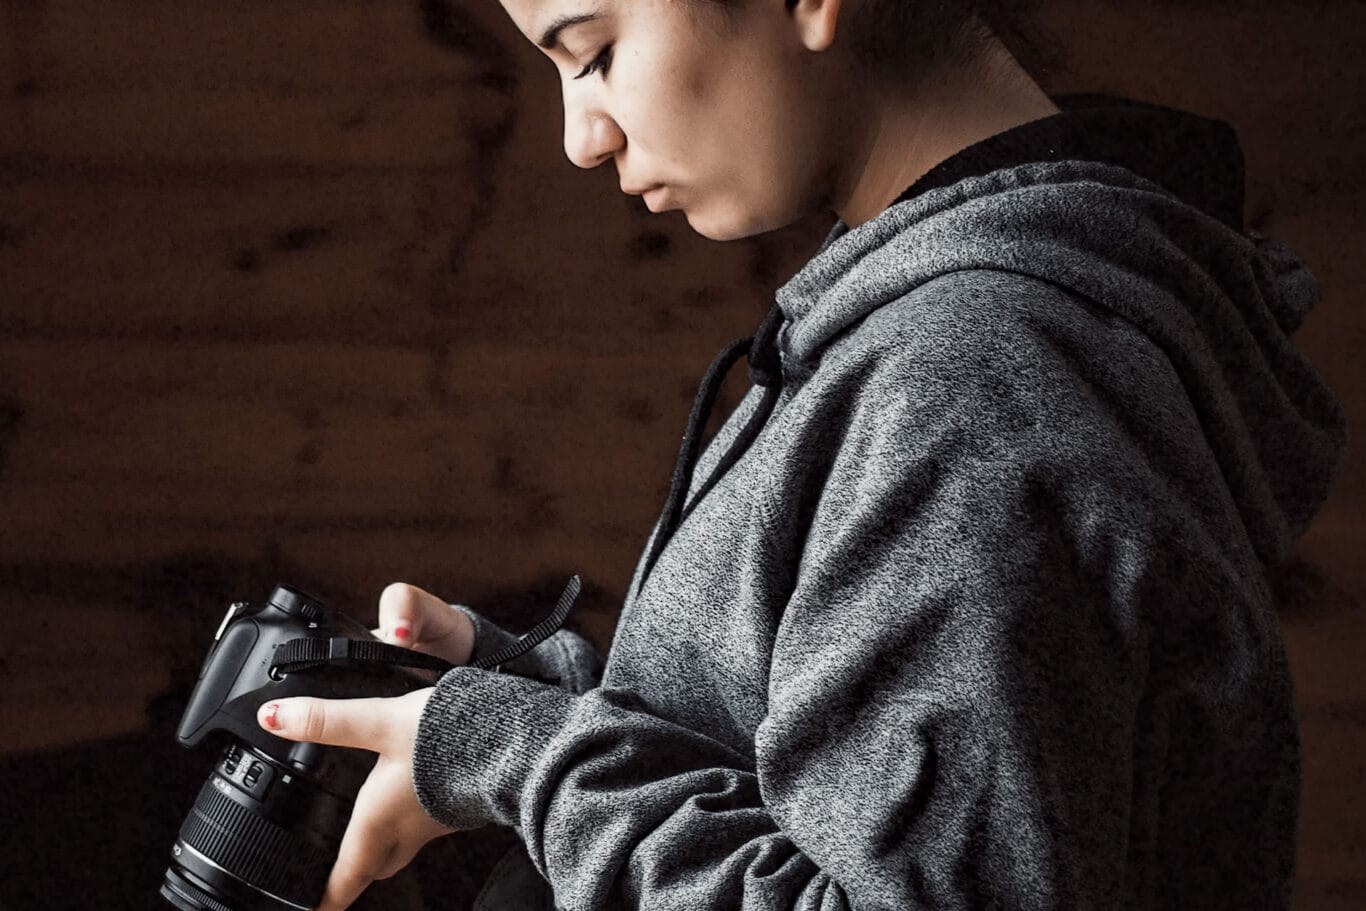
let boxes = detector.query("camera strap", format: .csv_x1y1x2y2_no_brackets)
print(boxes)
470,574,581,672
270,637,456,675
268,575,582,677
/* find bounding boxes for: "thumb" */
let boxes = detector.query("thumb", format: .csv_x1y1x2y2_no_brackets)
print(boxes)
376,583,474,665
257,696,395,752
377,582,451,646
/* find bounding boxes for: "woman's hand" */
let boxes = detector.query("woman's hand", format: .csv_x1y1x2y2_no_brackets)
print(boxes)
371,582,475,667
257,688,457,911
256,583,474,911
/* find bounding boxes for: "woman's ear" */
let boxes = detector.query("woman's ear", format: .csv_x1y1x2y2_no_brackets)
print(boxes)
790,0,844,53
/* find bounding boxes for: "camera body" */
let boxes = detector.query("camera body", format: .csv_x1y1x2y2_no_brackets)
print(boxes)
162,585,435,911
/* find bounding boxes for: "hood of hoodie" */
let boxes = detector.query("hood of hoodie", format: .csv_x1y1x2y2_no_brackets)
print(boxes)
772,95,1346,567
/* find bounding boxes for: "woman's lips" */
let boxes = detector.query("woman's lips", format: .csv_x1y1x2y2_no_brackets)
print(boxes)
643,186,669,212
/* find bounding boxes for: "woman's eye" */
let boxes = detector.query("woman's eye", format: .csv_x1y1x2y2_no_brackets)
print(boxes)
574,46,613,80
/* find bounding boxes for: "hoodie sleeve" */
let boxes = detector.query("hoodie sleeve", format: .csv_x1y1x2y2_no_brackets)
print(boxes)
451,603,603,695
413,277,1278,909
752,401,1154,908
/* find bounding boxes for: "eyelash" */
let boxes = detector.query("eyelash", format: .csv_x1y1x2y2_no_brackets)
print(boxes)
574,45,613,80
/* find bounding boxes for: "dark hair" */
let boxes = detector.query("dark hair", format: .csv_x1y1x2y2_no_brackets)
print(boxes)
691,0,1049,83
845,0,1048,82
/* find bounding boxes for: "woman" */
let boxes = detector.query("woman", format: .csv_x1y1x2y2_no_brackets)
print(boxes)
257,0,1347,908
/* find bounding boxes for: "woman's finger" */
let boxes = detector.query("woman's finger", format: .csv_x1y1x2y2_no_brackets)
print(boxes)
316,826,394,911
377,582,474,665
256,696,397,751
314,754,450,911
376,582,435,644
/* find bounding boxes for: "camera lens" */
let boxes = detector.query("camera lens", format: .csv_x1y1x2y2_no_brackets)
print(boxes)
162,744,356,911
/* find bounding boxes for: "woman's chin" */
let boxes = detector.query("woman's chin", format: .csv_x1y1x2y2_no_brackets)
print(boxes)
683,205,775,243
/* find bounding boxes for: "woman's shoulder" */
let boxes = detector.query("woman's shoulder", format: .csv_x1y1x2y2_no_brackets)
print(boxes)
807,266,1175,416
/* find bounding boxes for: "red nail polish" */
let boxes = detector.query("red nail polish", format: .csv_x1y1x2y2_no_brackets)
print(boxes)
263,703,281,730
394,625,411,641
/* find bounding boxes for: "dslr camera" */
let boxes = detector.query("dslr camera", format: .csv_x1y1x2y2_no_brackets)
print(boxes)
160,585,444,911
161,580,578,911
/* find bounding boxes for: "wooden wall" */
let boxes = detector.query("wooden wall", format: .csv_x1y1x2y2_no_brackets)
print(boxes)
0,1,1361,907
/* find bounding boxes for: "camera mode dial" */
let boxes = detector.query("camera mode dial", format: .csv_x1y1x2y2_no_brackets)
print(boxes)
269,585,324,622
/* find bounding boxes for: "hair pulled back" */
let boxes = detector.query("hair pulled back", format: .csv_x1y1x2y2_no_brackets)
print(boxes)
844,0,1046,81
696,0,1049,83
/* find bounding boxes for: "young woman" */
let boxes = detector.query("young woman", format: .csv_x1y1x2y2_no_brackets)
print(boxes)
258,0,1346,908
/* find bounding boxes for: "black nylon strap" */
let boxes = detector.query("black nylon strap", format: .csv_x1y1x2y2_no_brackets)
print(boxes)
270,637,455,676
471,574,581,671
267,575,583,678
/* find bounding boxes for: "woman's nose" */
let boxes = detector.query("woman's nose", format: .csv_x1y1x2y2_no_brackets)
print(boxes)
564,106,624,170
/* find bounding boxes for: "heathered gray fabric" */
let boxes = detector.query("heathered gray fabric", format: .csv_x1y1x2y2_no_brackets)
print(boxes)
452,603,604,694
413,158,1345,910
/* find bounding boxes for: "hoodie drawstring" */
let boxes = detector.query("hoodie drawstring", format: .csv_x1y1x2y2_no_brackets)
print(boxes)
637,303,786,592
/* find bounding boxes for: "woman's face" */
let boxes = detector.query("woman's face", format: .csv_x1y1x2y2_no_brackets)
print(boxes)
498,0,850,241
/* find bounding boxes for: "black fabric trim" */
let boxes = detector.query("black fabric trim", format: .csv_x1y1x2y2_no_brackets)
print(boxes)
892,93,1245,231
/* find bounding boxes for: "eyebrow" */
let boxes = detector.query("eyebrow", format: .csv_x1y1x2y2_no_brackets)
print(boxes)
538,12,601,50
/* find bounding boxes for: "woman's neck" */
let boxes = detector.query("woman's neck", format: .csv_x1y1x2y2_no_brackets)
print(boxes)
835,41,1060,228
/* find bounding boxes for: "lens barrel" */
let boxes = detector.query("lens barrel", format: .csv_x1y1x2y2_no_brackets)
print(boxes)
162,744,354,911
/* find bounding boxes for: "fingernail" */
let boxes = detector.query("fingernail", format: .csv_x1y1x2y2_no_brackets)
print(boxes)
263,703,282,730
393,623,411,642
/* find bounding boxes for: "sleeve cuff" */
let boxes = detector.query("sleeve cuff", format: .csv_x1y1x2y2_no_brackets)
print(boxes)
450,603,604,694
412,665,576,831
450,603,522,667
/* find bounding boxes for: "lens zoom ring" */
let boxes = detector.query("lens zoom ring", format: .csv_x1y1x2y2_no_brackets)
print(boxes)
162,871,235,911
180,779,333,906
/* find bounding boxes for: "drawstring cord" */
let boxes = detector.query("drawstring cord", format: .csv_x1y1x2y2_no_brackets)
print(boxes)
638,303,786,590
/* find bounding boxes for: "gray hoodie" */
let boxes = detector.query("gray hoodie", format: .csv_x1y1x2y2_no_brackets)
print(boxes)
413,97,1346,910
